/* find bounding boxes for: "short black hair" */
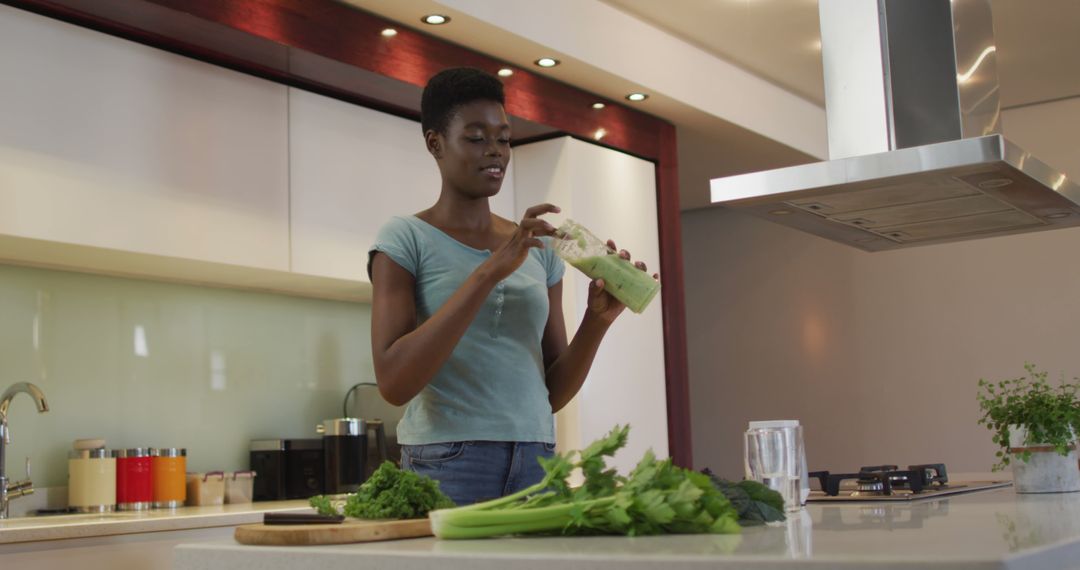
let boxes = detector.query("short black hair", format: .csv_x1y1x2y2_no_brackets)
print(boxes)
420,67,505,135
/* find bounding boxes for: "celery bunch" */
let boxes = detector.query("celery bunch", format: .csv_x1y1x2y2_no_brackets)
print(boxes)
429,425,741,539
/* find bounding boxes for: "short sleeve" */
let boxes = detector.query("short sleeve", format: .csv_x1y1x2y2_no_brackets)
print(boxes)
540,236,565,287
368,216,420,280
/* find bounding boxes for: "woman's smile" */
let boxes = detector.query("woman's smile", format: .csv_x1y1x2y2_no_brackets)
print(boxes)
481,164,505,180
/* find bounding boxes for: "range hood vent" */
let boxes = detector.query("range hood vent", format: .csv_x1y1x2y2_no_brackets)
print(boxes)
710,0,1080,251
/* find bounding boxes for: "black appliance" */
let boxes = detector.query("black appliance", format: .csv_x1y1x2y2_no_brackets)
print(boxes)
249,438,324,500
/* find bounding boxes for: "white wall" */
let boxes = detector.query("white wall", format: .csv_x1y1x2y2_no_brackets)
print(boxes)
513,137,667,475
683,97,1080,479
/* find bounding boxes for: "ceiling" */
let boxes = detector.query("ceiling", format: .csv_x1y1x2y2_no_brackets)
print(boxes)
603,0,1080,109
337,0,1079,210
605,0,825,105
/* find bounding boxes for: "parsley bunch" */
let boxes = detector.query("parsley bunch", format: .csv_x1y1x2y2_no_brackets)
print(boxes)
429,425,742,539
309,461,455,519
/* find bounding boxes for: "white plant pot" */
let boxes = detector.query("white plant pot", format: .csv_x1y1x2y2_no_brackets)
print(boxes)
1008,424,1080,494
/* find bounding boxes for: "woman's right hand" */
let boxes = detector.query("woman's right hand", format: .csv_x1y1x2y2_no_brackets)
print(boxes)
482,203,561,283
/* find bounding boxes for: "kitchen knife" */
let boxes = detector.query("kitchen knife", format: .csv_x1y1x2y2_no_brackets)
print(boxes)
264,512,345,525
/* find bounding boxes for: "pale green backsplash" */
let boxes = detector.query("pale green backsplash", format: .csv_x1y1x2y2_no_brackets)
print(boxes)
0,263,398,488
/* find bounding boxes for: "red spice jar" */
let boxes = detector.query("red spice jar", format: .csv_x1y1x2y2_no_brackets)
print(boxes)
113,448,153,511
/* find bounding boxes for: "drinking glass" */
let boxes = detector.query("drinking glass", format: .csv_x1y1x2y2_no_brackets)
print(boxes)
744,421,806,512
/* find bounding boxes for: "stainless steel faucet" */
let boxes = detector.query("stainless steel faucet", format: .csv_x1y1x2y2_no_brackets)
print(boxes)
0,382,49,519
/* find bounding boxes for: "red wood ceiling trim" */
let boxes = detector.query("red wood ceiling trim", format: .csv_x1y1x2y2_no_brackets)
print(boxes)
2,0,693,467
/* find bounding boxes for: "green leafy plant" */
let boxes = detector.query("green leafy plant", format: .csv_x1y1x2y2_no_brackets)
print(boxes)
700,469,786,526
309,461,455,519
976,362,1080,470
429,425,744,539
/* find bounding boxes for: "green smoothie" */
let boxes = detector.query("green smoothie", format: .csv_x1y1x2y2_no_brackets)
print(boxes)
568,253,661,314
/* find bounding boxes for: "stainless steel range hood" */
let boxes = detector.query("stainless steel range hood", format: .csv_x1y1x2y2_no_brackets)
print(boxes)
709,0,1080,252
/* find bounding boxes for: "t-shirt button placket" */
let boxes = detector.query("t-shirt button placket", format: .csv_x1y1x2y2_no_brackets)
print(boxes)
490,281,506,337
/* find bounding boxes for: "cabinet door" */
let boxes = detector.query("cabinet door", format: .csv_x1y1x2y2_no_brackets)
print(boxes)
288,89,437,282
0,6,290,270
512,137,667,473
288,88,517,282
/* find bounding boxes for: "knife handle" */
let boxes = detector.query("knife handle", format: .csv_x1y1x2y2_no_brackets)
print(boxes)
264,512,345,525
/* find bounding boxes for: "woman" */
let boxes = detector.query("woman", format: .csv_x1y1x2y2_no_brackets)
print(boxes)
368,67,655,505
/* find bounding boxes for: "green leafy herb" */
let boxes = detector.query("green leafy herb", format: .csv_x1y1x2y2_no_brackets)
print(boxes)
977,362,1080,470
700,470,786,526
309,494,336,516
429,425,742,539
308,461,455,519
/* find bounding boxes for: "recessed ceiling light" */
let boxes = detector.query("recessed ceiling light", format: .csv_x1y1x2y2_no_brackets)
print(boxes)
1045,212,1071,219
769,209,793,216
422,14,450,25
592,102,605,110
534,57,560,68
497,68,514,77
381,28,398,37
625,93,648,102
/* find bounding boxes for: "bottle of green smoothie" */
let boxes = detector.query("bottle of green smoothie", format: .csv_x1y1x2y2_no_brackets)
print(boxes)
553,219,661,314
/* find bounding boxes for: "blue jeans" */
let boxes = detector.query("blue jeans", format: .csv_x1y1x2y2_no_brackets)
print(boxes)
400,441,555,506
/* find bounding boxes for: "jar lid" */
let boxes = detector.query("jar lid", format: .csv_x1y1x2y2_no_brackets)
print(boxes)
151,448,187,457
70,448,111,459
112,448,152,458
747,420,801,430
319,418,364,436
73,438,106,450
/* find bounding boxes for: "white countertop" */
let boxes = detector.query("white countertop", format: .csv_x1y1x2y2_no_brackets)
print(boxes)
0,500,311,544
173,488,1080,570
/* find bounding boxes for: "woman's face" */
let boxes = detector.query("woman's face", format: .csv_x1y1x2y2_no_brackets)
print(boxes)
429,99,511,199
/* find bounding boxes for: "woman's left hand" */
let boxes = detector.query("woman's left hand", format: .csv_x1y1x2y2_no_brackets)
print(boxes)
586,239,660,323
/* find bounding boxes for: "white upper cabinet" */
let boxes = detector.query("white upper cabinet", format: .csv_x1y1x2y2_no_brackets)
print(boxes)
0,6,290,270
512,137,667,471
288,88,516,282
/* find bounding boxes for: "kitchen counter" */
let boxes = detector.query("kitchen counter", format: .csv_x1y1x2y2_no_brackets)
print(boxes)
174,488,1080,570
0,500,311,544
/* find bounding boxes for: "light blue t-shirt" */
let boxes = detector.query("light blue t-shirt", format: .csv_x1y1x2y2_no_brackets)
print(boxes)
369,215,565,445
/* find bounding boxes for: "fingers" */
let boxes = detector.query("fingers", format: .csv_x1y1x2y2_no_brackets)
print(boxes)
522,203,561,220
653,272,660,281
606,239,631,261
519,218,557,237
635,260,647,272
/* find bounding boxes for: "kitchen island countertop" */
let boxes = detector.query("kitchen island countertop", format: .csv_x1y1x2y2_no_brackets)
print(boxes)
174,487,1080,570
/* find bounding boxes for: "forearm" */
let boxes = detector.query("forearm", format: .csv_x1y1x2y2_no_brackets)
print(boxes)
544,312,613,412
375,266,498,405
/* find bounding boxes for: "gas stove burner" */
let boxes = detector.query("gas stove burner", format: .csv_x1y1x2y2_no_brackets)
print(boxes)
810,463,950,497
855,479,885,493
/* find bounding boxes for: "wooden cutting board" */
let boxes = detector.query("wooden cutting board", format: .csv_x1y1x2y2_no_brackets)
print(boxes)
234,517,432,546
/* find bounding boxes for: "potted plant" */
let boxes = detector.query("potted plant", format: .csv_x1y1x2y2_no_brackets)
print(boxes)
976,363,1080,493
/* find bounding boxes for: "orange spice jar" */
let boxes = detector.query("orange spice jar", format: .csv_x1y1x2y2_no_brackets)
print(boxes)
151,448,186,508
